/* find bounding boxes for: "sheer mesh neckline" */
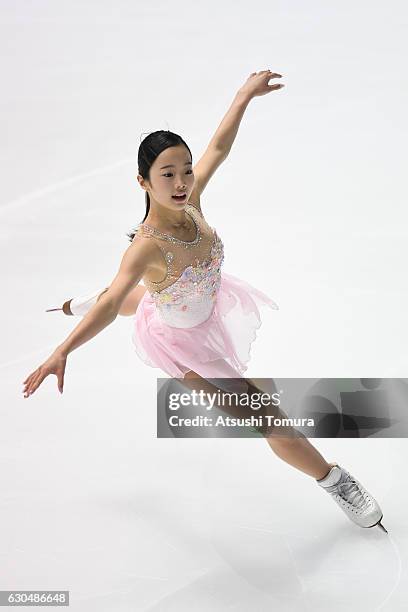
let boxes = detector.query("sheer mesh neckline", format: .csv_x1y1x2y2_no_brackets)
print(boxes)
134,204,219,295
137,204,200,245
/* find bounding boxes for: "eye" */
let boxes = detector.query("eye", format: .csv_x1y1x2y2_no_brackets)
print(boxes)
163,169,193,178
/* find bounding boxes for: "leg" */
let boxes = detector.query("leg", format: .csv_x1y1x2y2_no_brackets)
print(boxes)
182,369,335,481
265,433,336,480
98,284,147,316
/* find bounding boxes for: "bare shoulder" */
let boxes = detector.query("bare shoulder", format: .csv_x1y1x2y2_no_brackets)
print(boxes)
130,227,168,282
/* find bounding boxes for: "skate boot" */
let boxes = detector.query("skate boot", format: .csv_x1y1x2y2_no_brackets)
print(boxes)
316,463,388,533
46,287,109,316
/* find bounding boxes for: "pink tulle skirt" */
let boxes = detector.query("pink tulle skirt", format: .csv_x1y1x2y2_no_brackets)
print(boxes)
131,271,279,378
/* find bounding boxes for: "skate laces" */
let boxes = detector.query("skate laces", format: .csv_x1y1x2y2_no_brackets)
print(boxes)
327,474,367,510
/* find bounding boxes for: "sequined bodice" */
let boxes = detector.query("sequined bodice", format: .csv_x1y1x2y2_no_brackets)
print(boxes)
132,204,225,328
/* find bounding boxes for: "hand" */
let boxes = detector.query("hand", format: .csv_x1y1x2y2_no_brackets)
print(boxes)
22,349,67,398
239,70,284,99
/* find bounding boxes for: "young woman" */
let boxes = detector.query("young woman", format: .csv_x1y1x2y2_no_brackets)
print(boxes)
22,70,388,533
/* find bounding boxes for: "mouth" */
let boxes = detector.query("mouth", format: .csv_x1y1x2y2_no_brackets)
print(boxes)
172,193,187,202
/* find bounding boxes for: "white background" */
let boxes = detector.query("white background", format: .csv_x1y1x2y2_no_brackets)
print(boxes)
0,1,407,610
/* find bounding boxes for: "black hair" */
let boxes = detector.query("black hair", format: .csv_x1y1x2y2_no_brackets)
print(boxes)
126,130,193,242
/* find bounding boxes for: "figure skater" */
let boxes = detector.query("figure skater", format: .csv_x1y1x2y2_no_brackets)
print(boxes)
22,70,388,533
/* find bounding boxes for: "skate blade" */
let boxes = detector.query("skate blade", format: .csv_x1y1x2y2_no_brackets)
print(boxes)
45,308,62,312
376,521,388,534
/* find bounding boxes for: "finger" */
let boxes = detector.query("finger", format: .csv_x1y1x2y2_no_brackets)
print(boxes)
22,374,37,394
23,380,37,397
27,380,42,396
23,371,37,384
25,371,44,396
57,373,65,394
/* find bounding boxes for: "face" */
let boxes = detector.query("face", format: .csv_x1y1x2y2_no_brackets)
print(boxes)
137,144,195,209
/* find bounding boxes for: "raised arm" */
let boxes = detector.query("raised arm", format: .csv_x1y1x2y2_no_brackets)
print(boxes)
192,70,284,197
22,238,156,397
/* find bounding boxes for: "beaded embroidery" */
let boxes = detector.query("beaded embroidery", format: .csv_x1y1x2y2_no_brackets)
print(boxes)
135,206,202,288
132,204,225,328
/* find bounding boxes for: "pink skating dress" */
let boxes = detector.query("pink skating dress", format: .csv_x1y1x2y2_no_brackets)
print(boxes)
131,203,279,379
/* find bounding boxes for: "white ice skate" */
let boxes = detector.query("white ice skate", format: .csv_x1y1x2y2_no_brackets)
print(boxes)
316,463,388,533
45,287,109,316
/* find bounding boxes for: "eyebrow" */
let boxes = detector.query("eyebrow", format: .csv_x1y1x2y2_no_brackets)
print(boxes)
160,161,193,170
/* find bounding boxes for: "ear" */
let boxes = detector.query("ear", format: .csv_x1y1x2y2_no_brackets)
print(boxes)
137,174,148,190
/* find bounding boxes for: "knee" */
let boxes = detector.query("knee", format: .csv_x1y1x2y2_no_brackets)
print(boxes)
183,370,200,380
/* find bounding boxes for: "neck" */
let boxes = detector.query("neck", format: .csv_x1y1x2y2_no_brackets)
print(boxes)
145,200,190,229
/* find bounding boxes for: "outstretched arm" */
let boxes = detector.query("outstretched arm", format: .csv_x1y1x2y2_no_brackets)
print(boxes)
22,238,156,397
193,70,284,195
